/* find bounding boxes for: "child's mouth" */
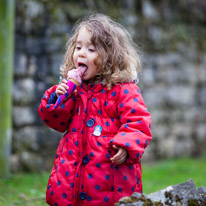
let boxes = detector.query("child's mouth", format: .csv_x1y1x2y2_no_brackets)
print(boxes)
78,63,88,75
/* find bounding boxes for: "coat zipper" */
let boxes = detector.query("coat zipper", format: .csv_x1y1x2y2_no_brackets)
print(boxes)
78,89,92,203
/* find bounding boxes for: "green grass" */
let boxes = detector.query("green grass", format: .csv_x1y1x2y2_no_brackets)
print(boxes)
0,172,49,206
0,156,206,206
142,155,206,194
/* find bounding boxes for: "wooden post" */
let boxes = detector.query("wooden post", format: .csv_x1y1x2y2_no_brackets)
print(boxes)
0,0,15,177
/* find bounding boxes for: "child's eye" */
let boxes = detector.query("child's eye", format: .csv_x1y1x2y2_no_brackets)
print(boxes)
89,48,95,52
76,46,81,50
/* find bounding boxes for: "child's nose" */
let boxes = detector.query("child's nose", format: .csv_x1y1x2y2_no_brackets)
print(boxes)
79,48,86,57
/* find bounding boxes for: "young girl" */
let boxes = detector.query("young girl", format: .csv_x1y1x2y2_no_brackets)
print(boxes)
38,13,152,206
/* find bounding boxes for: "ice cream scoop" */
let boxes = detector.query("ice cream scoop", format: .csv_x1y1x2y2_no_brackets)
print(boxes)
67,65,87,85
53,66,87,109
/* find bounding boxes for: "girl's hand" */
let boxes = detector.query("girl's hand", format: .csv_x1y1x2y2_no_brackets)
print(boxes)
56,79,69,97
110,145,128,164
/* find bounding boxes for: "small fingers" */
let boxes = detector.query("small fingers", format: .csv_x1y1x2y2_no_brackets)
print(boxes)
61,79,68,84
56,82,69,97
110,146,127,164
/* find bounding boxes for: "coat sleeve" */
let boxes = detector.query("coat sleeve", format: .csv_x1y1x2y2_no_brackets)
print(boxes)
38,85,75,133
108,83,152,164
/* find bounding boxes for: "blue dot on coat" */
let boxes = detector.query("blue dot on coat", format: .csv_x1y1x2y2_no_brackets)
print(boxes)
65,171,69,176
131,108,136,113
61,159,65,164
118,187,122,192
88,196,92,201
70,182,74,188
96,163,101,168
134,98,138,102
50,191,54,196
69,150,73,155
62,193,67,198
90,152,94,157
57,180,61,185
92,98,97,102
114,165,119,170
124,175,128,180
136,153,140,158
88,174,93,179
98,109,102,115
110,139,114,143
121,133,126,136
101,89,105,93
145,140,148,144
125,142,130,147
132,187,135,192
124,89,129,94
54,203,58,206
97,142,101,146
112,91,116,96
105,121,109,126
46,104,51,109
72,128,76,132
106,153,110,158
136,139,140,144
104,197,109,202
95,185,100,190
75,141,78,146
120,103,124,108
104,101,108,106
137,89,140,93
60,104,65,108
48,185,51,190
105,175,110,180
124,124,128,128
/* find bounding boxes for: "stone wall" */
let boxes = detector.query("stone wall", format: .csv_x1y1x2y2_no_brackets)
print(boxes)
12,0,206,171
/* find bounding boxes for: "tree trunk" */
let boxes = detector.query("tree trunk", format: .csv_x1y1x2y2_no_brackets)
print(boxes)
0,0,15,178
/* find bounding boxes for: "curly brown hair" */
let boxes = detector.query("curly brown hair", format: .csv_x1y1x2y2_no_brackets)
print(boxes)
60,13,141,89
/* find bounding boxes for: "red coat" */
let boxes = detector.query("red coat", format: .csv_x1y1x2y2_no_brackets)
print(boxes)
38,82,152,206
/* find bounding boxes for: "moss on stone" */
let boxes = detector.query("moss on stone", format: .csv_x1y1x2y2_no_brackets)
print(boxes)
188,199,199,206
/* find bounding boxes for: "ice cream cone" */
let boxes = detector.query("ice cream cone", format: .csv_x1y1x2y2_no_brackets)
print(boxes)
69,79,80,86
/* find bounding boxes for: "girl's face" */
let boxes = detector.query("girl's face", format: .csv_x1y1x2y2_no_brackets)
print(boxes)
73,27,98,82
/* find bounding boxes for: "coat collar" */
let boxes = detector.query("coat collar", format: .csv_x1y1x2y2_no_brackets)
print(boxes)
78,82,105,94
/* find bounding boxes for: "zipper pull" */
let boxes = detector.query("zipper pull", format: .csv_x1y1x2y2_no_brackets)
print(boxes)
87,90,92,99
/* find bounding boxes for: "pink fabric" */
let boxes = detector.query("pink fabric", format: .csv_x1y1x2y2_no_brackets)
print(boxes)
38,82,152,206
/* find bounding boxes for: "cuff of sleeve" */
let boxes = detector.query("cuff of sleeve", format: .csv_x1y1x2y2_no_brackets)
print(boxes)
48,91,57,104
